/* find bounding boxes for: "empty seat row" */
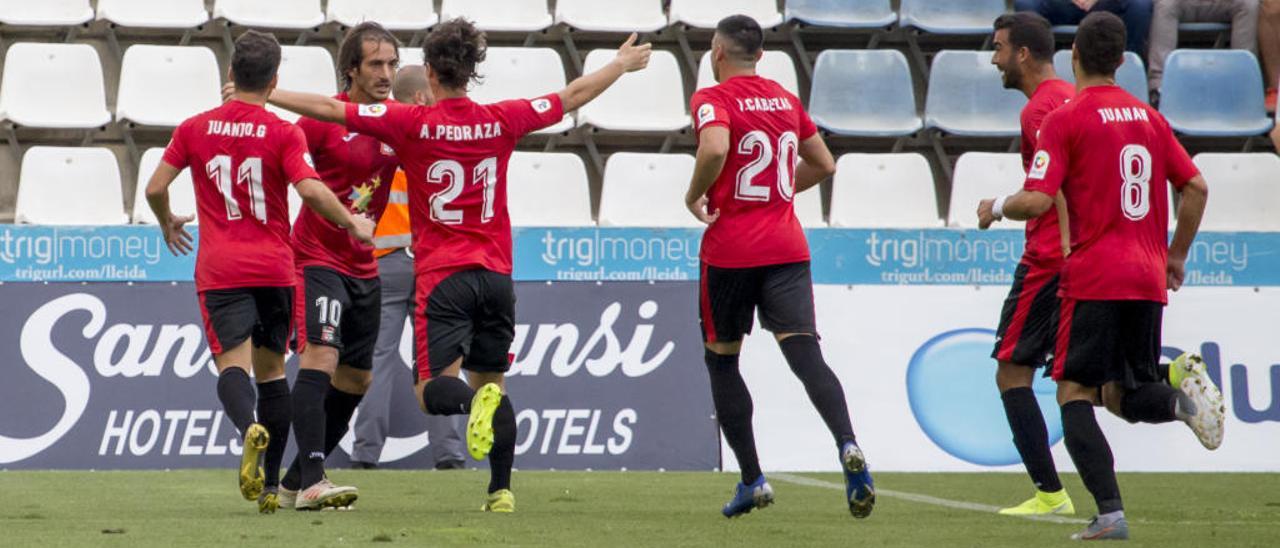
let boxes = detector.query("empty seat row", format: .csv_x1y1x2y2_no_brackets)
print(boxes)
5,42,1270,139
16,147,1278,232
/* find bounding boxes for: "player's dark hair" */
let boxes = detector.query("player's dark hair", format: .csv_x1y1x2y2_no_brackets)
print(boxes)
715,15,764,63
422,17,486,90
1075,11,1126,78
338,21,401,91
993,12,1054,63
231,30,281,93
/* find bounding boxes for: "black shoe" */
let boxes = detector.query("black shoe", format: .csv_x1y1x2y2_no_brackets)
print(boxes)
350,460,378,470
434,459,465,470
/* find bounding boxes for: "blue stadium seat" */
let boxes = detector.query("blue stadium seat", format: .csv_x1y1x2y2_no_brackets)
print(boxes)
1054,50,1148,103
809,50,921,137
785,0,896,29
899,0,1005,34
924,50,1026,137
1159,49,1273,137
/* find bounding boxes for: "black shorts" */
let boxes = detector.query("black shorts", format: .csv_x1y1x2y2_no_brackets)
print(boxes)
699,261,817,343
1052,299,1164,388
992,263,1060,368
414,268,515,380
198,286,293,356
294,266,382,370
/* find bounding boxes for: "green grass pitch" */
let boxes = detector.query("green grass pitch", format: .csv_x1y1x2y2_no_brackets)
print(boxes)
1,470,1277,547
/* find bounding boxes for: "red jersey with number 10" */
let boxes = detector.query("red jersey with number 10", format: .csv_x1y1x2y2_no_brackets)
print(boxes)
1018,78,1075,269
1024,86,1200,303
691,75,818,268
293,93,400,279
162,100,320,292
344,95,564,275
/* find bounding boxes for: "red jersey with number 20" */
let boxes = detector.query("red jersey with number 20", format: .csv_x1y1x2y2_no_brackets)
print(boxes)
1024,86,1200,303
162,100,320,292
691,75,818,268
293,93,400,279
1019,79,1075,268
344,94,564,275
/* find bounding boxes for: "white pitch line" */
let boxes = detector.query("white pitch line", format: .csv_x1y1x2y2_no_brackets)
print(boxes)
770,472,1088,525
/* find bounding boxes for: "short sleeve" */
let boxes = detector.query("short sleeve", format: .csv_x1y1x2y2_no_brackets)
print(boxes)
280,125,320,185
161,121,190,170
690,90,730,136
1161,118,1199,189
495,93,565,137
1023,111,1070,196
797,100,818,140
344,101,413,148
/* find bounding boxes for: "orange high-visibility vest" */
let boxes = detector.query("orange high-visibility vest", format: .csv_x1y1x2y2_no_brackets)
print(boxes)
372,169,411,258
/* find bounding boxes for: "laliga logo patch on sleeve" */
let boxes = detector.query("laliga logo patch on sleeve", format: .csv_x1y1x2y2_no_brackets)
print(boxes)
531,98,552,114
303,152,315,168
358,103,387,117
697,103,715,128
1028,150,1050,179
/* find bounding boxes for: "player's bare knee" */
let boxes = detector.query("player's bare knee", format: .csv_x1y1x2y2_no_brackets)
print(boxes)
414,378,430,412
773,332,813,343
1056,381,1095,406
298,344,340,374
333,365,371,394
996,361,1034,392
704,341,742,356
468,371,506,392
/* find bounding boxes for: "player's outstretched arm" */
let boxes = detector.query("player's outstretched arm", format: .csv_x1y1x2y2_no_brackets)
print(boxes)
794,134,836,194
977,190,1054,229
1167,175,1208,291
558,33,652,113
685,125,729,224
295,178,376,244
224,83,349,125
145,161,195,256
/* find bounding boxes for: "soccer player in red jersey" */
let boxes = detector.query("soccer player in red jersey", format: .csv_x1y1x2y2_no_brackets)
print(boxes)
144,30,375,512
684,15,873,519
981,12,1078,517
274,22,403,512
982,13,1223,540
257,19,652,512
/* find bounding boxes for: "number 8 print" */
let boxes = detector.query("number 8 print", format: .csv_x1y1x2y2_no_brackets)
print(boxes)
1119,144,1152,221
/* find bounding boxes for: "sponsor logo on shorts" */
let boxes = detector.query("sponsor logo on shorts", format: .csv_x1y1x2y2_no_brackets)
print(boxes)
321,325,337,343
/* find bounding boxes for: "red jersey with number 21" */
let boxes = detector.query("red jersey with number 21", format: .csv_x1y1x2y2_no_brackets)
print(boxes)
691,75,817,268
1023,86,1200,303
162,100,319,292
344,95,564,275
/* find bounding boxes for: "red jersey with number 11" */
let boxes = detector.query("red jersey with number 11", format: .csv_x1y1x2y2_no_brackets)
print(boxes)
691,75,818,268
1023,85,1200,303
162,100,319,292
344,95,564,275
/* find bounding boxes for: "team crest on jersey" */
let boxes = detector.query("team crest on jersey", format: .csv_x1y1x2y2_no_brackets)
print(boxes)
697,103,716,128
1029,151,1050,179
347,176,382,212
303,152,315,168
358,104,387,117
531,98,552,114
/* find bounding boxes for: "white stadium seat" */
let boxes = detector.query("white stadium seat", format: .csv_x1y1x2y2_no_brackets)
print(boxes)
117,45,221,127
577,49,688,132
270,46,337,123
794,187,826,227
96,0,208,29
326,0,437,31
0,43,110,129
15,147,127,225
829,153,941,228
507,152,594,226
0,0,92,26
668,0,783,29
948,153,1026,228
555,0,667,33
1192,153,1280,231
439,0,552,32
696,50,800,96
399,47,423,67
470,47,573,134
598,153,698,227
213,0,323,29
133,148,197,225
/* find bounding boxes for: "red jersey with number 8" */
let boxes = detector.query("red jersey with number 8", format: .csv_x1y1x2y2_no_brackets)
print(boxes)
691,75,818,268
1023,86,1200,303
344,95,564,274
162,100,320,292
